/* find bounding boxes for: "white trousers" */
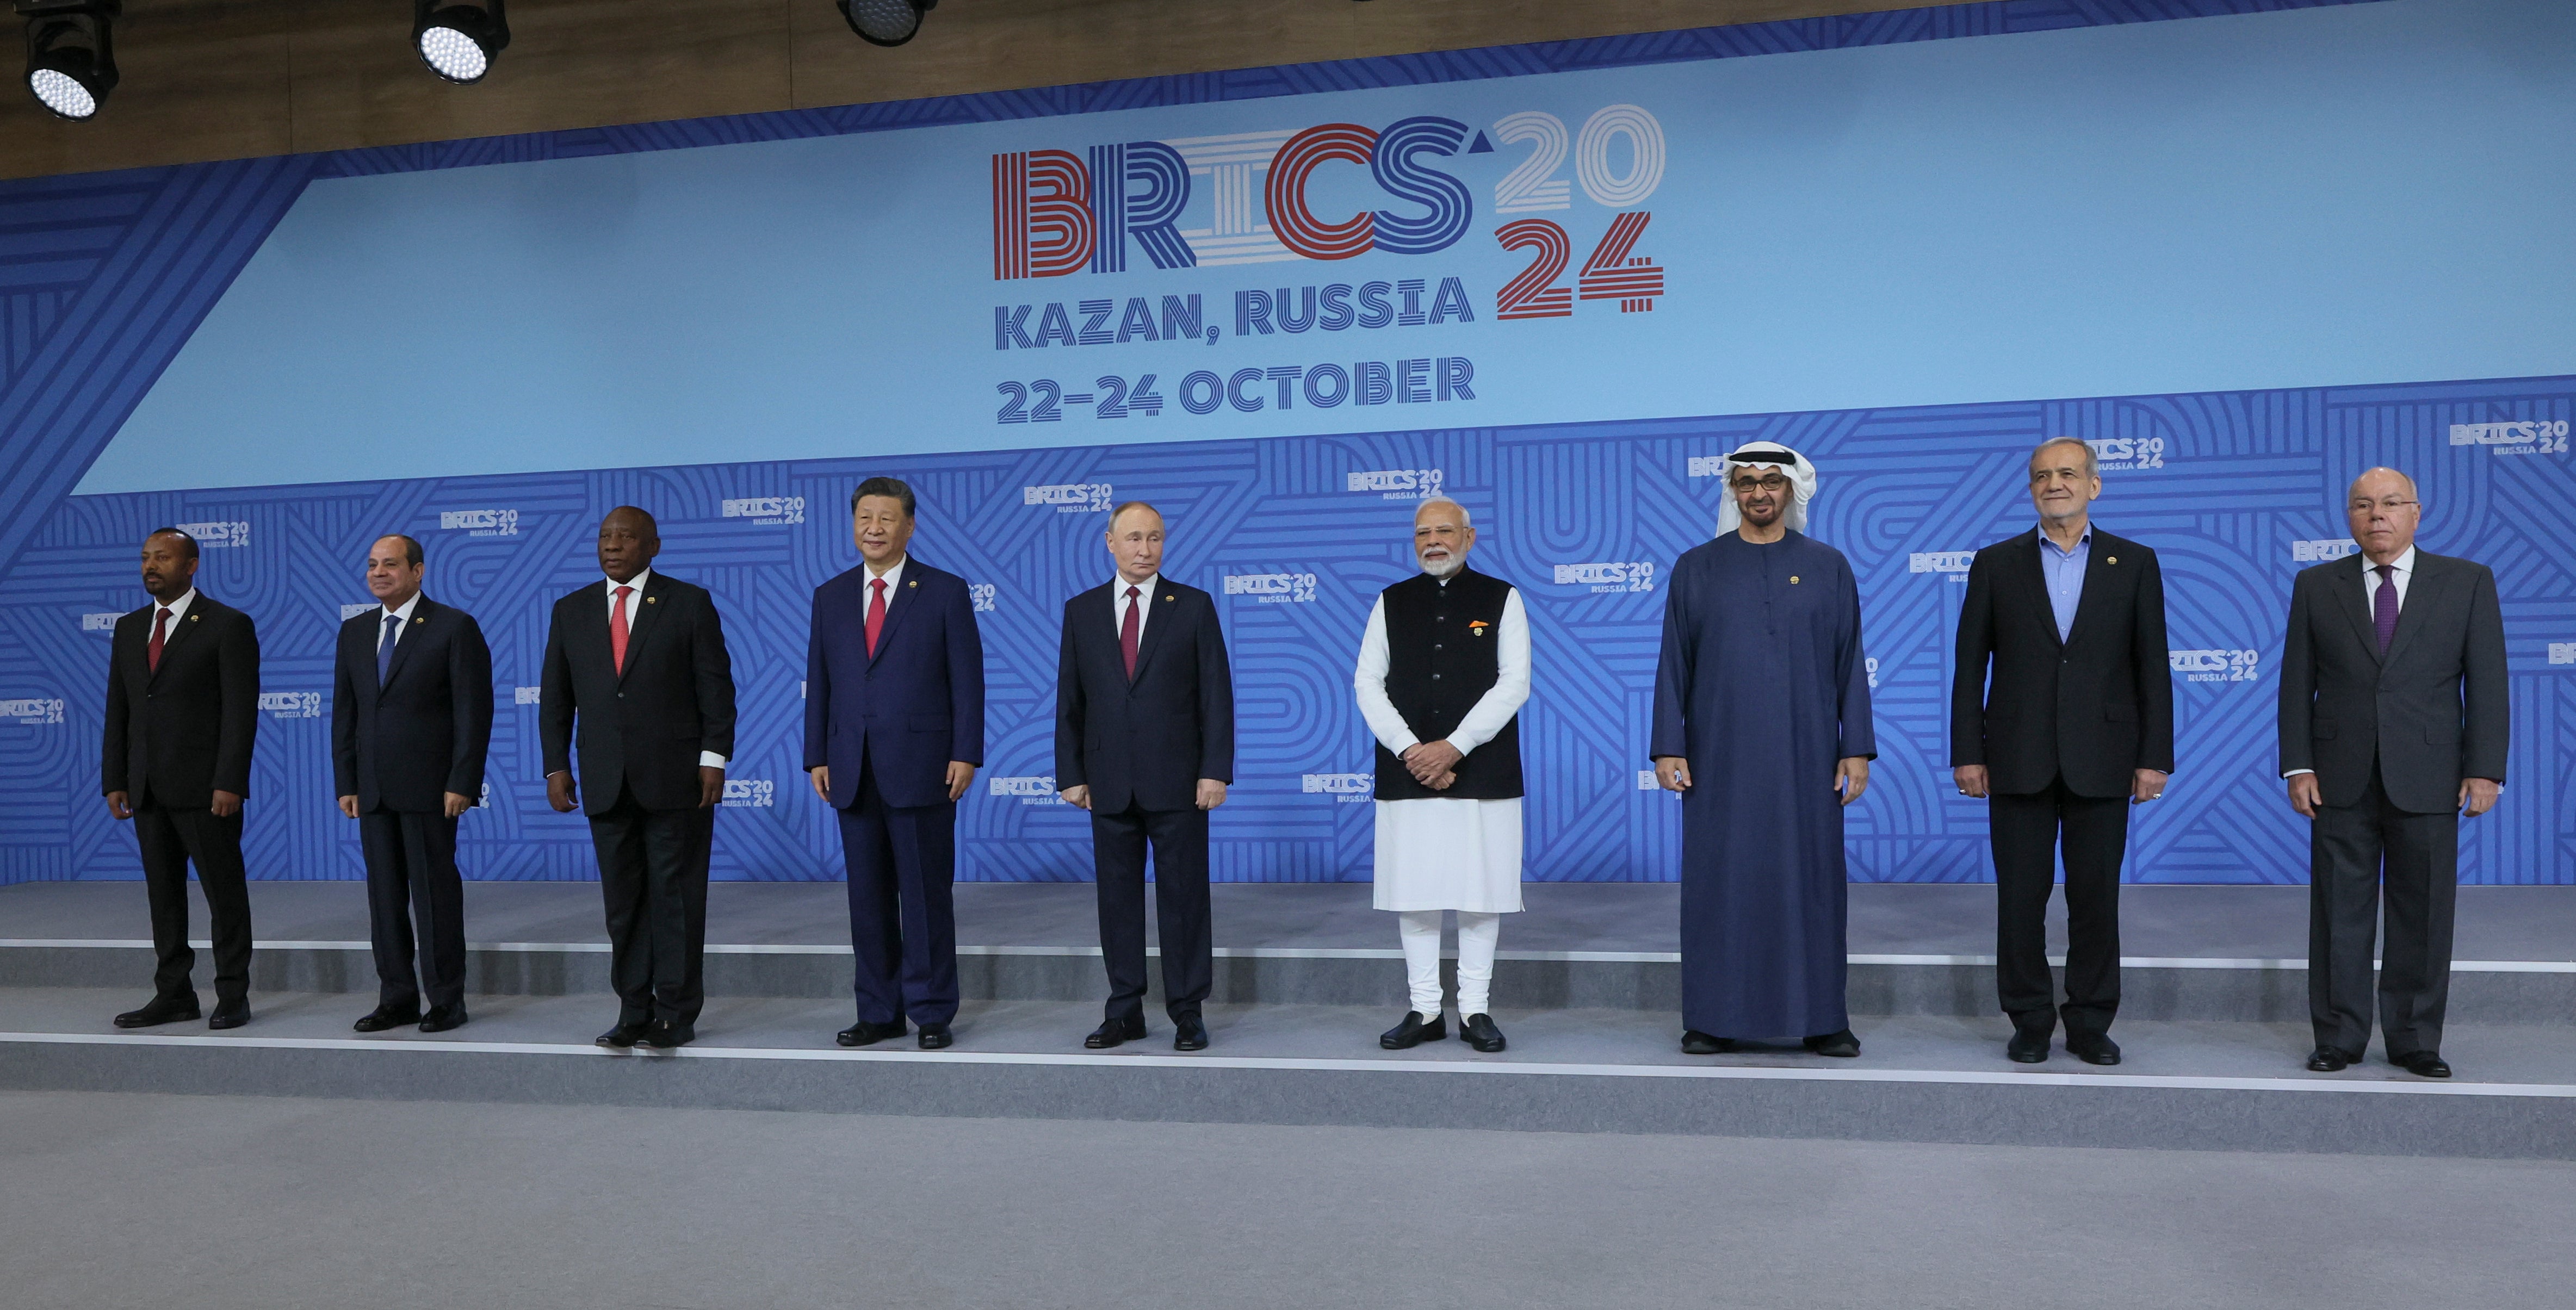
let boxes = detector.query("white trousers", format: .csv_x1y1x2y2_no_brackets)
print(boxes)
1397,909,1501,1017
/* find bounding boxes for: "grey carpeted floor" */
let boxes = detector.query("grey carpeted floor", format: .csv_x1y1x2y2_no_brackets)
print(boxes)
3,1090,2572,1309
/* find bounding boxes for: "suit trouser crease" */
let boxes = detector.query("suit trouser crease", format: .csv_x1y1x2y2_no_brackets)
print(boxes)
839,762,960,1027
590,792,712,1027
360,809,467,1010
134,804,253,1005
1989,778,2128,1035
1092,803,1213,1023
2308,760,2457,1058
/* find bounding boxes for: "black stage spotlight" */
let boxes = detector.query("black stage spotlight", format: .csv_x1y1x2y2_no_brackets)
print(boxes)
838,0,937,48
17,0,119,122
413,0,509,84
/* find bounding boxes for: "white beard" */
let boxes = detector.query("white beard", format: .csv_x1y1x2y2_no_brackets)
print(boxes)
1420,555,1464,579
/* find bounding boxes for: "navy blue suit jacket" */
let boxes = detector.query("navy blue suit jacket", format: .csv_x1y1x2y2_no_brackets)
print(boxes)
804,558,986,810
332,596,494,813
1054,579,1234,813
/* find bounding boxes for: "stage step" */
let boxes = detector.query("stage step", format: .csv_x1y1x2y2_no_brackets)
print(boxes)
4,988,2571,1159
5,938,2572,1024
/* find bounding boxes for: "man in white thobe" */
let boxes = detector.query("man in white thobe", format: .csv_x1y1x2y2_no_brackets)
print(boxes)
1354,496,1531,1053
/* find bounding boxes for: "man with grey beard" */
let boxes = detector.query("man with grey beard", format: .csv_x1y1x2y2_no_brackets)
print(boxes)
1354,496,1531,1054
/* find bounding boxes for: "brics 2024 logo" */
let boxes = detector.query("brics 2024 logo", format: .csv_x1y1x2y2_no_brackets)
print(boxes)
2171,649,2259,684
1224,573,1319,604
2292,539,2359,563
720,779,775,808
1303,773,1373,802
259,692,322,719
969,583,997,613
1024,482,1113,513
2451,421,2571,456
172,521,250,549
438,508,519,537
988,776,1064,805
1554,562,1655,593
720,497,804,526
2084,437,2166,471
1910,551,1974,580
1,698,64,725
991,107,1667,313
1348,468,1442,499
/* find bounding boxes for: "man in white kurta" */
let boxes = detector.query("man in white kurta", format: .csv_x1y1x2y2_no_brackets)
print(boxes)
1353,496,1531,1053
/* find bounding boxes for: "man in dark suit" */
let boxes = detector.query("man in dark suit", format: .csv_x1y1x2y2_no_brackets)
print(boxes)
541,506,736,1051
102,527,262,1030
807,476,983,1051
1952,438,2174,1066
1055,501,1235,1052
332,533,493,1034
2281,467,2506,1079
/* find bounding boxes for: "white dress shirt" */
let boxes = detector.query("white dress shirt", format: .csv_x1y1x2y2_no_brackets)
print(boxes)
1111,572,1159,647
2284,546,2417,780
862,556,906,607
1353,581,1532,758
151,587,198,624
601,566,726,770
2363,545,2416,612
377,591,421,649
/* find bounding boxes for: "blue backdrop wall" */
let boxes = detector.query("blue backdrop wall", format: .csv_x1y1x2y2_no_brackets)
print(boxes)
0,0,2570,886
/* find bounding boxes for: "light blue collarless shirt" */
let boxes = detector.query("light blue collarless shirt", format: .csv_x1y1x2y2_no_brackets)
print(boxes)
2039,524,2090,642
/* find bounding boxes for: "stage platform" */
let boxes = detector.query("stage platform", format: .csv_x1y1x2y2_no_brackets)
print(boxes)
5,881,2573,1160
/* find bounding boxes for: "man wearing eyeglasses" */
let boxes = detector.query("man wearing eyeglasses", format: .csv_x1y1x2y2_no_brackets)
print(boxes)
2279,468,2506,1078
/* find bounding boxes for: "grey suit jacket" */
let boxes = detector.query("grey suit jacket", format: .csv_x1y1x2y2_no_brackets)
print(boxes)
2277,549,2507,814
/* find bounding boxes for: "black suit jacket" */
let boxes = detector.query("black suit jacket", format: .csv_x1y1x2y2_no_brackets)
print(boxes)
1055,579,1235,813
332,597,494,814
102,593,261,809
2278,550,2507,814
1950,527,2176,797
539,573,738,815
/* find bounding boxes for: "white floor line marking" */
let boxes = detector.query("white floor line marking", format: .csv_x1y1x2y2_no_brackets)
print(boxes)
5,1029,2573,1098
7,940,2572,972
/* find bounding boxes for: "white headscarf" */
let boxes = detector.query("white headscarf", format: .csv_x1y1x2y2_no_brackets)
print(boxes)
1713,441,1819,536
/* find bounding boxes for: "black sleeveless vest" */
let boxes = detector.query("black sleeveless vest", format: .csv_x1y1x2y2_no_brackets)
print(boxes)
1373,567,1524,802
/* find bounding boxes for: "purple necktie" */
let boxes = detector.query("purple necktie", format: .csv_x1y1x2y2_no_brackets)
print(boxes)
2372,564,2399,654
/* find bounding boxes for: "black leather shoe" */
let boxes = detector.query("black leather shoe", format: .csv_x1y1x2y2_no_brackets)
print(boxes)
2392,1050,2451,1078
1086,1016,1146,1049
355,1004,422,1033
1379,1011,1446,1050
207,1002,252,1030
418,1005,468,1034
1680,1030,1736,1055
1804,1029,1861,1058
2006,1019,2053,1064
1172,1015,1209,1051
1459,1013,1507,1053
114,997,201,1029
917,1024,954,1050
2306,1046,2351,1072
2066,1032,2121,1066
835,1019,906,1048
596,1022,648,1049
636,1020,694,1050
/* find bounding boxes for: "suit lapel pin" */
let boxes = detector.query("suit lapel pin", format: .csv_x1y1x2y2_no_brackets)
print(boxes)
1164,594,1175,603
909,580,918,588
646,595,658,604
188,613,200,621
2107,556,2118,565
1789,575,1801,584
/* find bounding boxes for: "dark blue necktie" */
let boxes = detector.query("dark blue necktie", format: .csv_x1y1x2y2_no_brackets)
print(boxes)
377,612,401,684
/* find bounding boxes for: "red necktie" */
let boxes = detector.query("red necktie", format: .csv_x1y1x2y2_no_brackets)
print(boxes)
1120,585,1141,679
866,578,888,656
610,585,633,673
147,607,170,672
